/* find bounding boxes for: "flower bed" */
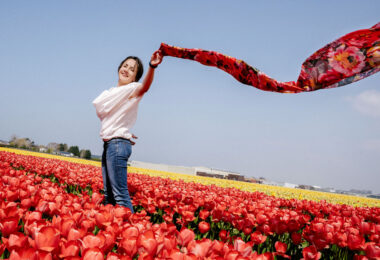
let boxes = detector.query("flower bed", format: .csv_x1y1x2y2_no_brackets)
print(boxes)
0,150,379,259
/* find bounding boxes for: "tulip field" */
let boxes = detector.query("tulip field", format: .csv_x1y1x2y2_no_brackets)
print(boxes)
0,147,379,259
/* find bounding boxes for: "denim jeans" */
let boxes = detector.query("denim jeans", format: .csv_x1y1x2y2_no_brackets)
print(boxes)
101,138,134,213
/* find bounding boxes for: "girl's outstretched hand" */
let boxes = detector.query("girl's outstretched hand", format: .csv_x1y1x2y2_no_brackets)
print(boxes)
150,50,163,68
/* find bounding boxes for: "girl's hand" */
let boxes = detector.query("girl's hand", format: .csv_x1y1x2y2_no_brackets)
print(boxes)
130,134,138,145
150,50,163,68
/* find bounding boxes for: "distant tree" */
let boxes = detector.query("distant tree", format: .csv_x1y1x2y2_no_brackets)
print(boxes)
84,150,91,159
68,146,80,157
10,135,17,143
59,143,68,152
14,138,32,149
80,149,92,159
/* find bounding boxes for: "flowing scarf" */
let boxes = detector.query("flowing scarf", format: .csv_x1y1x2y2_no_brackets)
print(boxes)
159,22,380,93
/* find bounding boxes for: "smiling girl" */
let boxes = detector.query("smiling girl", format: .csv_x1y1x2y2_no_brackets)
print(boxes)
93,50,163,212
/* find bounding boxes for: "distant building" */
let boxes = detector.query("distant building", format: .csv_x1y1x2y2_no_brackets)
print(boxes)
0,140,9,146
244,177,259,183
261,180,282,186
194,166,244,180
130,161,244,180
39,146,48,153
56,151,74,157
283,182,298,189
47,142,59,152
297,184,316,190
349,189,372,195
320,187,336,193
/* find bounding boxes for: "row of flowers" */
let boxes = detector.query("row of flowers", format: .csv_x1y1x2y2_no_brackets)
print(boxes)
0,151,379,259
2,146,379,207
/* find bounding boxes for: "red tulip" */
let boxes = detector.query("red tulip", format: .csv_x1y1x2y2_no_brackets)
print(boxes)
234,238,253,257
81,233,106,250
275,241,287,254
274,241,290,259
364,242,380,258
81,219,95,232
0,217,19,237
25,211,42,222
163,236,177,251
255,252,275,260
168,248,186,260
311,222,324,233
250,231,267,245
2,232,28,251
187,238,213,258
178,228,195,247
59,240,81,258
183,196,193,205
20,198,32,209
243,227,252,235
369,233,379,244
218,230,228,242
6,189,19,202
92,231,112,254
67,227,86,241
9,247,38,260
224,250,240,260
198,221,210,234
182,210,195,222
199,209,210,220
119,237,137,257
114,206,132,220
95,210,114,228
211,240,225,255
302,245,321,260
106,252,132,260
291,232,302,245
334,231,348,248
121,226,139,239
137,230,158,257
2,202,20,219
60,218,76,238
82,248,104,260
347,233,365,251
37,250,53,260
256,213,268,225
91,192,103,204
34,226,60,253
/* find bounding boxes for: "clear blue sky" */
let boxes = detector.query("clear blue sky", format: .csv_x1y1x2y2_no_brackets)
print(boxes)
1,1,380,193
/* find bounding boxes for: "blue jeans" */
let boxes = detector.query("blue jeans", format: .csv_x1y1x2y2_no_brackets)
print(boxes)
101,138,134,213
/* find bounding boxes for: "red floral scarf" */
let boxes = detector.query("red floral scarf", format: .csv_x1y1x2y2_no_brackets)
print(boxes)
159,22,380,93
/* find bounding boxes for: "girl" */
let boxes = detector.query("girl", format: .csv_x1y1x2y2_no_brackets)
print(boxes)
93,50,163,212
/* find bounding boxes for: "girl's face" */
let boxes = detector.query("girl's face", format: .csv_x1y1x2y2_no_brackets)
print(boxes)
118,59,138,86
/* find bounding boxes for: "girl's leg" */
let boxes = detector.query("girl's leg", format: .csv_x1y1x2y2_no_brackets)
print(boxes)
106,139,134,213
101,142,115,205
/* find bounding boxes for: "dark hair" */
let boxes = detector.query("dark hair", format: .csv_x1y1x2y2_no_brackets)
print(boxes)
118,56,144,82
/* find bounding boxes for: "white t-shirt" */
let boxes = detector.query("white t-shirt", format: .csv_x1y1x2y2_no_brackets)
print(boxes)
92,82,142,141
